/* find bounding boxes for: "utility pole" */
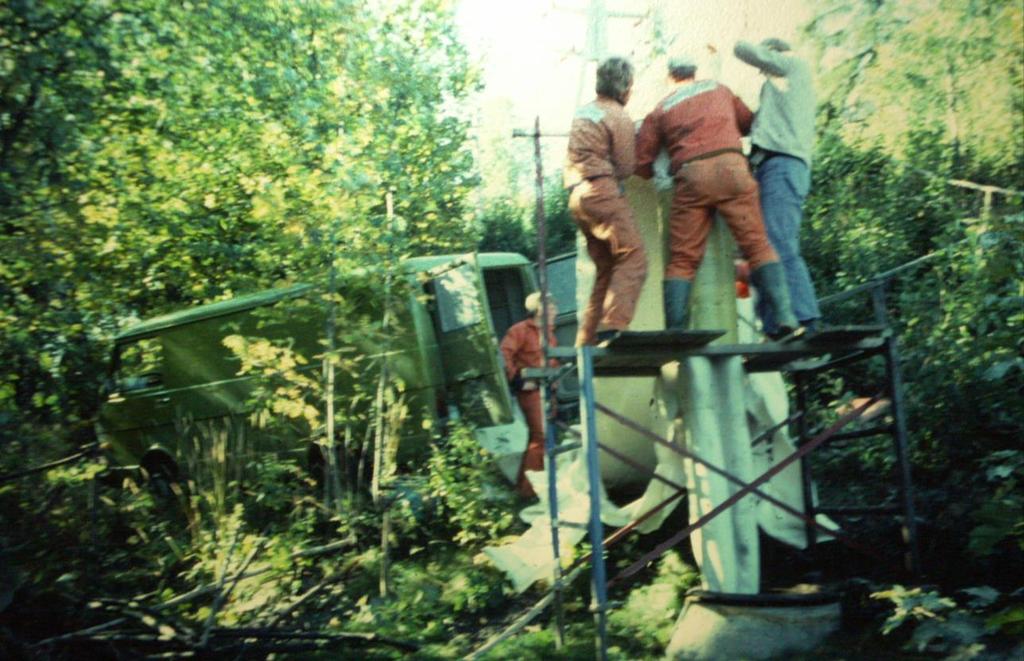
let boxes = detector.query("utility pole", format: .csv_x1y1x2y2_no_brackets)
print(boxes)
511,4,648,659
553,0,648,105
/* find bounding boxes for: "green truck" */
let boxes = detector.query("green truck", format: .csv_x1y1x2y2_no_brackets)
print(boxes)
97,252,560,484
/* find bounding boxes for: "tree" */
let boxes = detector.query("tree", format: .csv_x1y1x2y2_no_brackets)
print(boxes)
0,0,479,436
800,0,1024,583
805,0,1023,182
475,174,576,260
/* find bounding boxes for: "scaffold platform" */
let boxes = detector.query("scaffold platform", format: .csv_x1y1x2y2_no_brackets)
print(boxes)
546,324,889,375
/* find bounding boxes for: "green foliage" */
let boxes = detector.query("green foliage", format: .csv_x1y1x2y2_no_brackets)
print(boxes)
336,545,512,654
476,196,533,256
475,175,577,260
873,585,987,656
898,212,1024,454
482,621,605,660
43,459,106,488
967,450,1024,558
805,176,1024,573
543,180,580,258
986,605,1024,638
872,583,1024,657
1,0,479,441
438,561,506,615
223,335,324,430
172,414,319,532
806,0,1024,181
0,3,527,654
426,423,519,545
802,14,1023,576
873,584,957,636
608,551,700,651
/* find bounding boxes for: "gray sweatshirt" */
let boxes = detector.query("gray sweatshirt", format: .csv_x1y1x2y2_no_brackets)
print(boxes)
734,41,816,167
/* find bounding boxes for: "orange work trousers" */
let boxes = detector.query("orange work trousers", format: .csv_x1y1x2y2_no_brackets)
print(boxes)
666,152,778,281
568,176,648,346
515,389,546,498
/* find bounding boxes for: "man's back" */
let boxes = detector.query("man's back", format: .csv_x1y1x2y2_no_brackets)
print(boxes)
564,96,636,188
636,81,753,177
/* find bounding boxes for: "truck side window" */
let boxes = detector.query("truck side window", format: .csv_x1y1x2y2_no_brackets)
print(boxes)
539,256,578,315
114,337,163,392
484,267,526,339
434,263,483,332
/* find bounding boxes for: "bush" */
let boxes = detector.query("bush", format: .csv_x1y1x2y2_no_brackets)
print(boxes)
426,423,520,545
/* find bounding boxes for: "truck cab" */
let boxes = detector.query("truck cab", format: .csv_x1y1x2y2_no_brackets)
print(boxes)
97,252,537,483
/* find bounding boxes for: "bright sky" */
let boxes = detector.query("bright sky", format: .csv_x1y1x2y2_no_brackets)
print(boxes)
456,0,814,188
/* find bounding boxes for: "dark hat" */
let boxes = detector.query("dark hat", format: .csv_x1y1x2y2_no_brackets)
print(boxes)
668,53,697,70
761,37,791,52
667,53,697,80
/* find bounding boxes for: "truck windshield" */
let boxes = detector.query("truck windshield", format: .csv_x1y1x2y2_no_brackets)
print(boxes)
114,337,163,392
434,263,483,332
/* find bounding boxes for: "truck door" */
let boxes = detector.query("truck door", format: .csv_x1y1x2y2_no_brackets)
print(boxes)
424,255,514,429
98,335,177,465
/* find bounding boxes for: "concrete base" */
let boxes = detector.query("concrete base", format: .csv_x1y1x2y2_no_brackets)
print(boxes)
665,588,841,660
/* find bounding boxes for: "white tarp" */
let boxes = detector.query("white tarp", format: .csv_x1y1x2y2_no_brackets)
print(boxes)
475,403,529,484
481,445,630,594
739,297,839,549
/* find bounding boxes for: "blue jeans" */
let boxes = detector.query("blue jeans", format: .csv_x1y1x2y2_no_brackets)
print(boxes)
755,154,820,334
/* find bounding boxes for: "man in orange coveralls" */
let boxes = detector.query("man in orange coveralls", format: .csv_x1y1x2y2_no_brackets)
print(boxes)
500,292,558,498
564,56,648,346
635,54,798,335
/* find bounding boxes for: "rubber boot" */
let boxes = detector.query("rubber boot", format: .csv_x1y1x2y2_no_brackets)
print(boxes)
750,263,798,336
663,278,692,330
801,318,821,334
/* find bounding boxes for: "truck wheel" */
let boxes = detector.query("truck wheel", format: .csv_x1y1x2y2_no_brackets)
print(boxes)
307,443,325,484
306,443,348,492
140,450,181,499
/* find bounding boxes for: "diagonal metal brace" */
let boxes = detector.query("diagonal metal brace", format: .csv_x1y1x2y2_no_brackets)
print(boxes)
597,400,893,565
592,406,889,570
607,395,891,587
555,413,884,573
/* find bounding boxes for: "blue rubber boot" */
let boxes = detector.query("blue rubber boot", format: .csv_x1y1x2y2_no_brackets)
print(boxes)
663,279,692,330
751,263,798,337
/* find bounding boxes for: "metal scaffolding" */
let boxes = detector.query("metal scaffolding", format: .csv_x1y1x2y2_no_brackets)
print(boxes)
539,313,920,659
498,121,921,661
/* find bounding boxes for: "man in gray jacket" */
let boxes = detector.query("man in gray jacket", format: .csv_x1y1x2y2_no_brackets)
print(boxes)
734,38,821,335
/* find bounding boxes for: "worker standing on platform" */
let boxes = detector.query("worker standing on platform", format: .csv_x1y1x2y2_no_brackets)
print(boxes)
500,292,559,498
635,54,798,335
564,56,648,346
734,38,822,335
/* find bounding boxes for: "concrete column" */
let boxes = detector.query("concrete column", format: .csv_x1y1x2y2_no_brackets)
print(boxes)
576,177,759,593
682,218,758,593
